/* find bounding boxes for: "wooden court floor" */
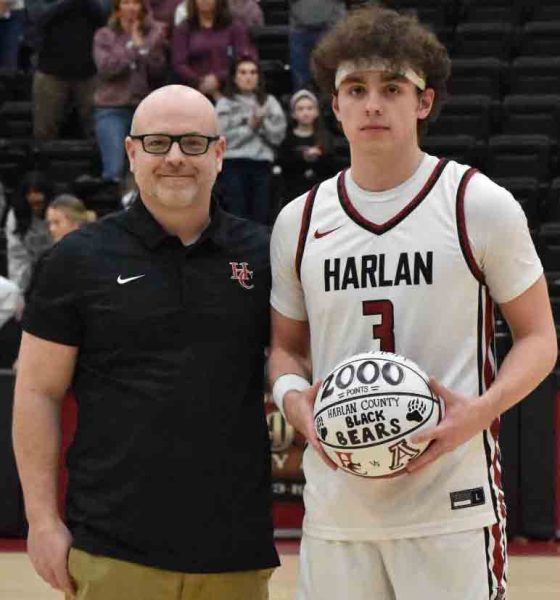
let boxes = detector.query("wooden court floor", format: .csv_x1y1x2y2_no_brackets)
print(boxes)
0,551,559,599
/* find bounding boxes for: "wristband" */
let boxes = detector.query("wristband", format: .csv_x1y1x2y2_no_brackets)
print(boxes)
272,373,310,418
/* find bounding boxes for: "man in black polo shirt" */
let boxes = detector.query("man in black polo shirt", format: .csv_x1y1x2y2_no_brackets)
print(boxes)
13,85,279,599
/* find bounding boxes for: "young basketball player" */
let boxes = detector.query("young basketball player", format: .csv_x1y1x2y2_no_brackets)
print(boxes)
268,6,557,599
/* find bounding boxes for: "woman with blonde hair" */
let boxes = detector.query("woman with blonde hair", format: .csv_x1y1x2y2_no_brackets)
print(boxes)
46,195,97,243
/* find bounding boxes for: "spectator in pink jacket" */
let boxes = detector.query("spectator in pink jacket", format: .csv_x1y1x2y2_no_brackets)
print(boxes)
93,0,167,181
171,0,257,101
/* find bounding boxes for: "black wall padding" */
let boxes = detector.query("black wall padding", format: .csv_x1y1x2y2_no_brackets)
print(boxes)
519,371,558,538
0,370,25,536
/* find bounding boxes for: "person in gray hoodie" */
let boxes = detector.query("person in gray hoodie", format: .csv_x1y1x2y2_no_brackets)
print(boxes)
216,55,286,223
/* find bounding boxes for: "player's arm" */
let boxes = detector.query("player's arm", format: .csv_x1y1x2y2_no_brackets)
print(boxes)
269,309,336,470
408,172,557,472
12,332,78,594
409,276,556,473
486,274,557,413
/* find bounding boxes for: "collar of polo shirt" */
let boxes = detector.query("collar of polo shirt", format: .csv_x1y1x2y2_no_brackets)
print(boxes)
122,194,229,250
334,58,427,91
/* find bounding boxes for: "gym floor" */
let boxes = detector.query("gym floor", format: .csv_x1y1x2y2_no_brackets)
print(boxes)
0,540,559,599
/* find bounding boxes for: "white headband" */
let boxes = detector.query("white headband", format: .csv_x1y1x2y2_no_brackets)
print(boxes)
334,59,426,91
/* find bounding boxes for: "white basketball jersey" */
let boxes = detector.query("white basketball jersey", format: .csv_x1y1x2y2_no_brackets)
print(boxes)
271,155,542,568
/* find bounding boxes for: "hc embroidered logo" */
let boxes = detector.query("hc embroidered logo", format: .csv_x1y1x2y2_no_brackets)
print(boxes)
230,262,254,290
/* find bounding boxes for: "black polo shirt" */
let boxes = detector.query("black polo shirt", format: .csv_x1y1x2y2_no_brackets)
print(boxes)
23,199,279,573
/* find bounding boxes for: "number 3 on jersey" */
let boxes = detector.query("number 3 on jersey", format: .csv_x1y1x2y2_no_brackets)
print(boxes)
362,300,395,352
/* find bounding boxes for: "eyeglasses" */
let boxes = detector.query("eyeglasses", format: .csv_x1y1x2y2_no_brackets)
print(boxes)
129,133,220,156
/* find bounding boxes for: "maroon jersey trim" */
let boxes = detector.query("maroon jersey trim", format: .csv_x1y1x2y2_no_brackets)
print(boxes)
337,158,448,235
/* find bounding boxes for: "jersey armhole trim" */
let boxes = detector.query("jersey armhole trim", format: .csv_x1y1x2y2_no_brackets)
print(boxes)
295,184,320,281
456,167,485,285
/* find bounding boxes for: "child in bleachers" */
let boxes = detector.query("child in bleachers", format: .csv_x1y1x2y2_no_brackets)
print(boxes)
171,0,257,101
216,55,286,223
277,89,334,203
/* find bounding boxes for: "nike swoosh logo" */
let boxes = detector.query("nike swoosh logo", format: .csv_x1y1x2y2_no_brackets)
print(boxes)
314,226,342,239
117,274,145,285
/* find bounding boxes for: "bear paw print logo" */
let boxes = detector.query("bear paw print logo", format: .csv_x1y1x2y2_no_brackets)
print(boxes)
406,398,426,423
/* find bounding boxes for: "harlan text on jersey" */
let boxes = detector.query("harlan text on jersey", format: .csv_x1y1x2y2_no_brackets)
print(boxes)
324,251,433,292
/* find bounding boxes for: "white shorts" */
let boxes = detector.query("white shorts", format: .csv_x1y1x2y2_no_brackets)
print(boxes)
296,528,507,600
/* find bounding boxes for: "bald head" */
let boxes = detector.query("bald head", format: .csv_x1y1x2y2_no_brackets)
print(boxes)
131,85,219,136
124,84,226,223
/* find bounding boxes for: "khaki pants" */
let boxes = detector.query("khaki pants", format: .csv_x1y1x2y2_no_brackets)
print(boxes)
66,548,274,600
33,71,94,139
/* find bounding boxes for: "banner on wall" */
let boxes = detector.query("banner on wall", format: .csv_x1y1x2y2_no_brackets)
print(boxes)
265,392,305,501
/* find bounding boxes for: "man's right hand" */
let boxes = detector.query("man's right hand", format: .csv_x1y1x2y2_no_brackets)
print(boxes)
283,381,338,471
27,519,75,594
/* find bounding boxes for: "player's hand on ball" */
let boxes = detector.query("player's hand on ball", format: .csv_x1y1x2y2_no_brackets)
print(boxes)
284,381,338,471
406,377,493,473
27,518,75,594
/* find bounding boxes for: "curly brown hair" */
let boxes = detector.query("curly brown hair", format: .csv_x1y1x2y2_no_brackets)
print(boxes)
311,4,451,128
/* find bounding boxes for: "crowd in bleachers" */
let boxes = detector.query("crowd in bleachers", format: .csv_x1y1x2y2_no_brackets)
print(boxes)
2,0,560,363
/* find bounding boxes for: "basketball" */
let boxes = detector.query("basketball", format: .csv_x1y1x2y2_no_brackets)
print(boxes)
313,351,444,477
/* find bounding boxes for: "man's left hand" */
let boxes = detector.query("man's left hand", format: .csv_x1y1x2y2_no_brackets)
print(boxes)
406,378,494,473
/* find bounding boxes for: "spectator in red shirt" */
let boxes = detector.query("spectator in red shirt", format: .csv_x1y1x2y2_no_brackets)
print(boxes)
171,0,256,101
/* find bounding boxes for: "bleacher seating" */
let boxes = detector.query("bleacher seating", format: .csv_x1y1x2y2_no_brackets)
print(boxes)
260,0,289,25
501,94,560,137
388,0,450,31
541,177,560,222
0,101,32,138
459,3,520,25
518,21,560,57
0,139,29,194
486,134,552,180
530,3,560,22
250,25,289,64
429,94,493,139
0,0,559,241
509,56,560,95
447,57,505,99
538,222,560,271
421,134,478,166
453,22,516,59
31,139,99,186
